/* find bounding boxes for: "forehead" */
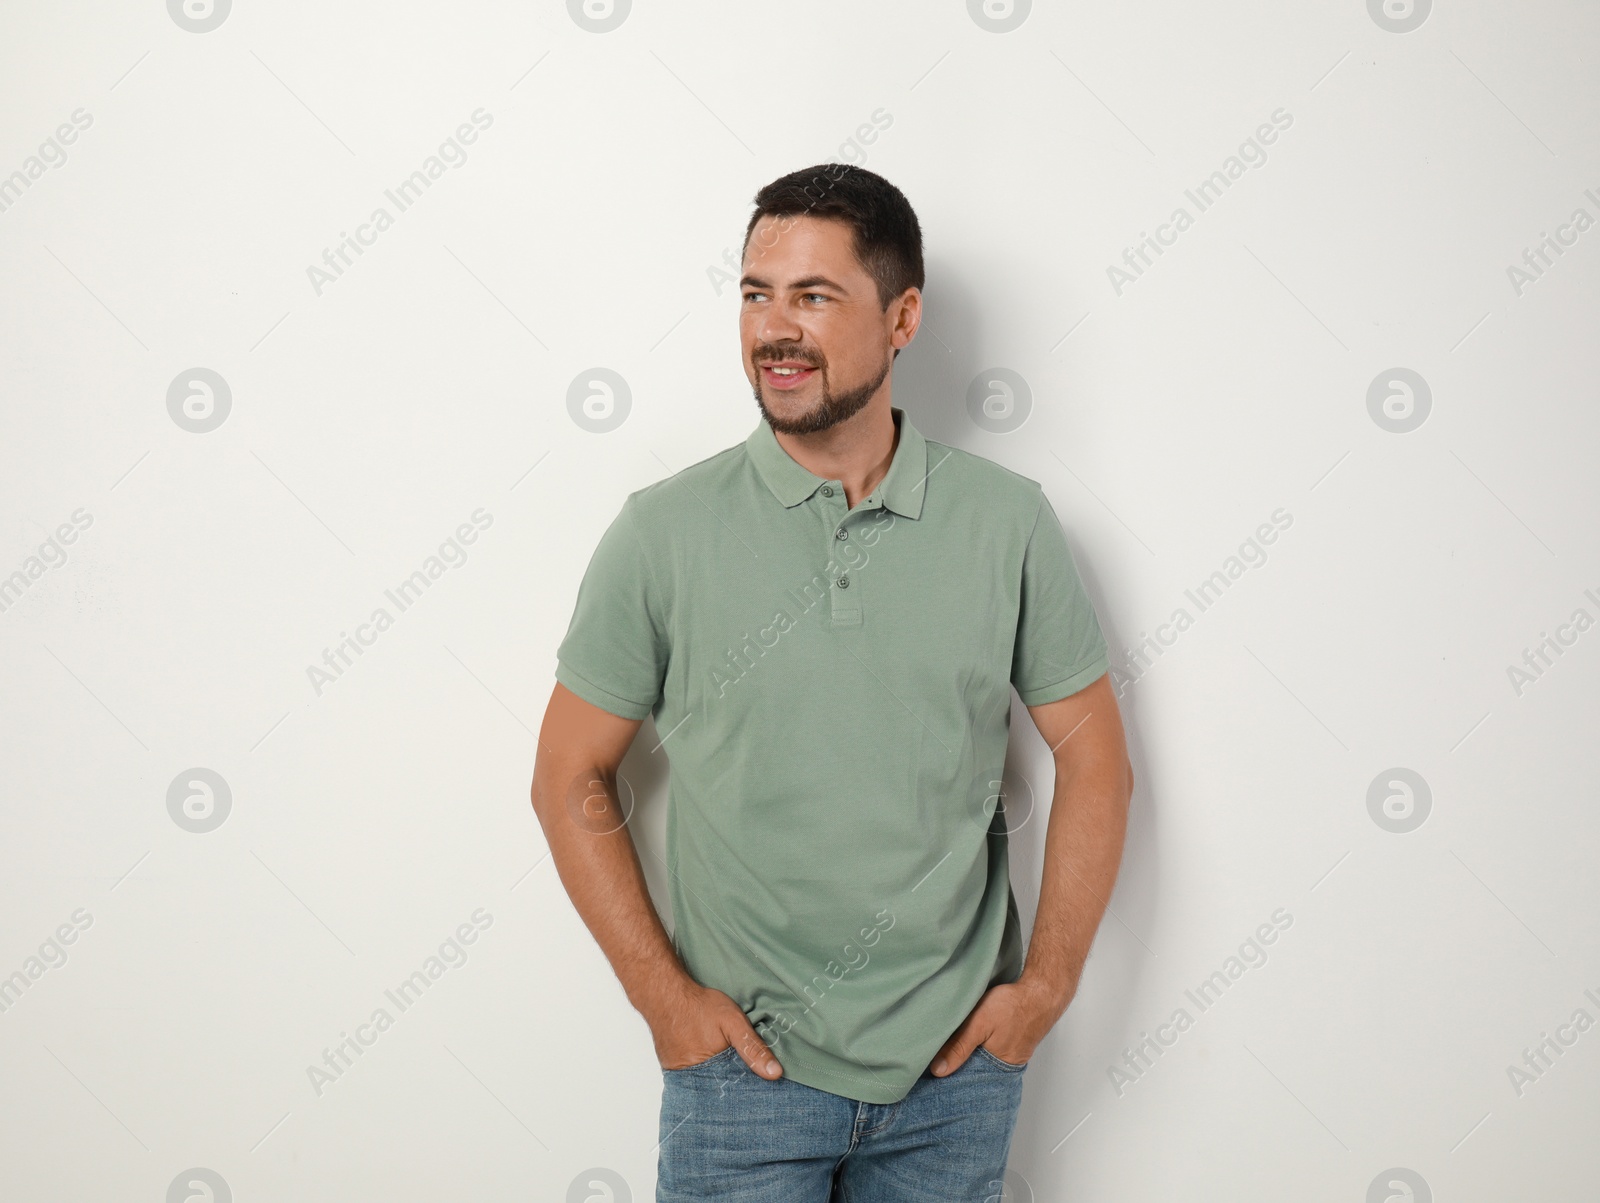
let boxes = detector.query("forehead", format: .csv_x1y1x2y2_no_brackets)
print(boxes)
743,215,866,280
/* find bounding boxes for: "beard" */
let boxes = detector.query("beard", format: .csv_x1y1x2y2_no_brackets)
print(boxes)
751,346,892,436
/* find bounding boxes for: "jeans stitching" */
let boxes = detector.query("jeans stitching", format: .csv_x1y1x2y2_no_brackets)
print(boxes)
855,1100,901,1137
663,1046,739,1073
975,1046,1028,1071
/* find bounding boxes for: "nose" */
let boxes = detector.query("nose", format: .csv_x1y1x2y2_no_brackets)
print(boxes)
755,298,803,346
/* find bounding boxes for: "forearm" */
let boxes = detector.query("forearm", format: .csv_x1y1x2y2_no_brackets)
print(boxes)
530,755,694,1019
1016,750,1132,1017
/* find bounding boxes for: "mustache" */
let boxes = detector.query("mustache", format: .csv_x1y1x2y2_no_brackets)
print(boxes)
753,346,824,367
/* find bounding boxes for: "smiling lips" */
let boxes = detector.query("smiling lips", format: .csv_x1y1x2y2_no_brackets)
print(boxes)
759,361,819,390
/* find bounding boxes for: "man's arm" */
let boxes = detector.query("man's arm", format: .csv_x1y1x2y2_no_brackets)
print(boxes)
530,682,783,1077
931,671,1133,1074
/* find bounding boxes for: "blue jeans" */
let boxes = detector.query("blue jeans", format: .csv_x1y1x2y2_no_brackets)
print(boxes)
657,1045,1027,1201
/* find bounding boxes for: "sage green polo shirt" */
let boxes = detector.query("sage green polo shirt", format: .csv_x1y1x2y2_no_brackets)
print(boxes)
555,406,1108,1104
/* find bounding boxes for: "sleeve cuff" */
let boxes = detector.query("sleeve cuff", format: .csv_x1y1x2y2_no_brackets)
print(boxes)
1014,653,1109,707
555,660,656,721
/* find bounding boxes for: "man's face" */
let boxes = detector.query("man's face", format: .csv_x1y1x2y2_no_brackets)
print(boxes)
739,214,916,435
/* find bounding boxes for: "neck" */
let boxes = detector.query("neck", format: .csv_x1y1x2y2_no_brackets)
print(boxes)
772,395,899,509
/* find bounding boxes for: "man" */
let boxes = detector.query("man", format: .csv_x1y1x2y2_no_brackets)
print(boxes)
532,164,1133,1201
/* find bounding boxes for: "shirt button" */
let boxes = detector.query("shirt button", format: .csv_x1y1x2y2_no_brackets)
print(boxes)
821,485,834,497
835,528,847,540
837,575,850,589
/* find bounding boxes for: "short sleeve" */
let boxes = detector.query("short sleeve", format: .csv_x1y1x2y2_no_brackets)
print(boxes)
1011,491,1109,706
555,496,669,720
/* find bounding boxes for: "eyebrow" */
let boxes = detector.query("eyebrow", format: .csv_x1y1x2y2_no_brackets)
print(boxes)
740,275,849,293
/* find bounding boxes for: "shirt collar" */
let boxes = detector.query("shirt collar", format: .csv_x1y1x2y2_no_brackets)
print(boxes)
746,406,928,520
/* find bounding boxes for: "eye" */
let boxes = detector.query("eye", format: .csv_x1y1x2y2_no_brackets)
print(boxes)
804,293,827,303
742,291,767,303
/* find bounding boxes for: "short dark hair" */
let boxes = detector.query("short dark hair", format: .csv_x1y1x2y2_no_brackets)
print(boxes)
742,164,924,312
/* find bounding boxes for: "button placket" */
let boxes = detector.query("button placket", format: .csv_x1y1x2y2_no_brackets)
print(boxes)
821,482,862,627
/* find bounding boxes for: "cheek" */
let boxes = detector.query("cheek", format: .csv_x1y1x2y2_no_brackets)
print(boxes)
823,326,877,372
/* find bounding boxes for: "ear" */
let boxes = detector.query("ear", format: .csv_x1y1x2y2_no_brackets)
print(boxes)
889,287,922,352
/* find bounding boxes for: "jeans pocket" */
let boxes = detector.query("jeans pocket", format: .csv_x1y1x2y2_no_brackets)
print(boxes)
663,1046,739,1074
974,1045,1029,1072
